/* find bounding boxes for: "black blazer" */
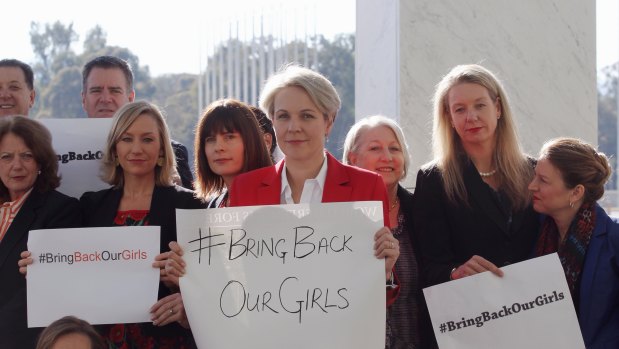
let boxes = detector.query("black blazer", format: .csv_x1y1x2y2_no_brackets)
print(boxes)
80,185,205,254
79,185,204,340
172,140,193,190
0,190,81,349
412,163,539,287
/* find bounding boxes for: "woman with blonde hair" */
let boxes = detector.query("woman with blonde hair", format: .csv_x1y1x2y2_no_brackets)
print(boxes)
230,66,399,302
344,115,431,348
165,65,400,309
414,64,538,287
81,101,204,348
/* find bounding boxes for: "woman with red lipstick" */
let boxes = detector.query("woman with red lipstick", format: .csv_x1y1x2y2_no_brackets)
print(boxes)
79,101,204,348
413,64,538,289
344,115,430,348
529,138,618,348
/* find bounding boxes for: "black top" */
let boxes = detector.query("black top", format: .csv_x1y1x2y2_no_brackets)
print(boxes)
80,185,205,344
0,190,82,349
80,185,205,259
171,140,193,190
412,162,539,287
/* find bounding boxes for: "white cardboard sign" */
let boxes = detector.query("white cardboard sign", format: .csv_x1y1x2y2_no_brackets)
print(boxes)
27,226,160,327
39,118,112,199
423,253,585,349
176,202,386,349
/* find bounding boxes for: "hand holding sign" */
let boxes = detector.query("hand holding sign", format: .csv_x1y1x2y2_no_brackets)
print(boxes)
451,255,504,280
164,241,186,279
150,293,189,328
373,226,400,280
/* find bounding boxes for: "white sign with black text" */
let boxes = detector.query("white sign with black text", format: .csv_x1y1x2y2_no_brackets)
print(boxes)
27,226,160,327
39,118,112,198
176,202,386,349
423,253,584,349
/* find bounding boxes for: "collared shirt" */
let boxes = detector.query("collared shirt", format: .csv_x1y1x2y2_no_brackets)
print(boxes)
280,155,328,204
0,188,33,242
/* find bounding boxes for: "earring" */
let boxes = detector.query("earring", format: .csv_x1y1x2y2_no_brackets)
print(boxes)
37,170,41,175
114,157,120,167
569,201,574,208
157,157,164,167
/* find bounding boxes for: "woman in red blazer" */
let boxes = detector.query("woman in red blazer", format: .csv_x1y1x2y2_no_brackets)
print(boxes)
227,65,400,305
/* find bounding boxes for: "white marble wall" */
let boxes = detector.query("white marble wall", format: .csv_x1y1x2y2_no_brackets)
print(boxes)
356,0,596,187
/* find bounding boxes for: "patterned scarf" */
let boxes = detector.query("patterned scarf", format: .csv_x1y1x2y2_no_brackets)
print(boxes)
535,202,595,306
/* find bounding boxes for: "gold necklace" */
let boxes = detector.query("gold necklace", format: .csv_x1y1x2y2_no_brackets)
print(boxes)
389,197,399,211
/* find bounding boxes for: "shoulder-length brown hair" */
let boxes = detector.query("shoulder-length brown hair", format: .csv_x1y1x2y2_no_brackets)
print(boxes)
429,64,532,210
101,101,177,188
194,99,272,199
0,116,60,200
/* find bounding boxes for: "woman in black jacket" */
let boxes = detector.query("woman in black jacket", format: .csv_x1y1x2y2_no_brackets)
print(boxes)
3,116,82,349
413,64,538,286
80,101,204,348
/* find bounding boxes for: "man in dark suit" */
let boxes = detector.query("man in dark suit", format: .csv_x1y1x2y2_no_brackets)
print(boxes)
81,56,193,188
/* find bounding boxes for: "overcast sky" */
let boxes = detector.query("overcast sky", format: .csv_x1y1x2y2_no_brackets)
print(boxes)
3,0,617,76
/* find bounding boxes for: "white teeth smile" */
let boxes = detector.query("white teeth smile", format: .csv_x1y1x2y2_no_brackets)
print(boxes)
0,105,14,109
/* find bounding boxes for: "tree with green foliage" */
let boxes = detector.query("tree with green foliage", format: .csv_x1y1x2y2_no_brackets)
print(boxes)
28,21,155,119
27,21,358,169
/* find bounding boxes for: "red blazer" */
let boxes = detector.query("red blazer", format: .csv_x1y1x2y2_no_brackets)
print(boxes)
229,152,398,305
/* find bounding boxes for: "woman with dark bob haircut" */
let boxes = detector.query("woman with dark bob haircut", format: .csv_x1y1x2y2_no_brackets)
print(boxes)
193,99,273,206
2,116,81,349
150,99,272,328
36,316,105,349
529,137,619,348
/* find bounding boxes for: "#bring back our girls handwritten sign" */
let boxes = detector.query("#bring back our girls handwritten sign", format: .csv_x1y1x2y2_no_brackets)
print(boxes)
176,202,385,349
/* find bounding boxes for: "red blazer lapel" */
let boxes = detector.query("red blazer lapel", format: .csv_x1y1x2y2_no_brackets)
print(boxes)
322,153,352,203
257,159,284,204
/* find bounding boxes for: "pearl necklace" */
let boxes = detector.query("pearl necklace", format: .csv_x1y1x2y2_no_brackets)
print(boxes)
479,169,497,177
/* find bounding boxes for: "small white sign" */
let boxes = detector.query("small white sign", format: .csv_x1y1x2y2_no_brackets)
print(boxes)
27,226,160,327
423,253,585,349
39,118,112,199
176,202,386,349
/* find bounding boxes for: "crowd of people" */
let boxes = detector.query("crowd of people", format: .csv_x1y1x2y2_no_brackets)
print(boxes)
0,56,617,349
